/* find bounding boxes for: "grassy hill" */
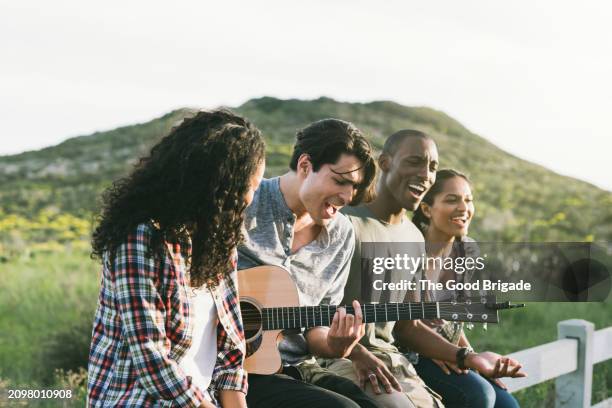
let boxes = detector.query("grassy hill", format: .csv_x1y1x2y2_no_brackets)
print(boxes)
0,96,610,406
1,96,611,255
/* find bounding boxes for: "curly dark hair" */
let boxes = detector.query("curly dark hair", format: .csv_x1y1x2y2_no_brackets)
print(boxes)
92,109,265,288
289,119,377,205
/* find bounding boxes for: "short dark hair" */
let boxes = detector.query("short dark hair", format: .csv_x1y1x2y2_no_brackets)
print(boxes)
383,129,432,156
289,118,376,205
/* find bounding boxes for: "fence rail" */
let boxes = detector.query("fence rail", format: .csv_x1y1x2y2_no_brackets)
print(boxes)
502,320,611,408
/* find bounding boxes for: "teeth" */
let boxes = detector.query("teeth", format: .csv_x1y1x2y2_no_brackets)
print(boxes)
326,202,338,213
409,184,425,193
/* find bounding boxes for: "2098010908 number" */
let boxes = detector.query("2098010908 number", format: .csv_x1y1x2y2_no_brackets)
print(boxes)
7,389,72,399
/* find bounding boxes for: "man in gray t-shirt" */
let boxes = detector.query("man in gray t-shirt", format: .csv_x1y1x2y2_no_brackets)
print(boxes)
341,204,425,354
326,130,522,408
237,119,381,408
239,176,356,365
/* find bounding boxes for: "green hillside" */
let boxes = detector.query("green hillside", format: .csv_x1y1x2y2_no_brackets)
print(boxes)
0,97,611,406
1,96,611,255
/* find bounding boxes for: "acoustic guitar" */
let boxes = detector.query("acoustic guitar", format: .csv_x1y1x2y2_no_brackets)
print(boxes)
238,265,522,374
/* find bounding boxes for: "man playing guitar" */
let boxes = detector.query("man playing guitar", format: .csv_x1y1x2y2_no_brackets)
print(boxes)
237,118,381,408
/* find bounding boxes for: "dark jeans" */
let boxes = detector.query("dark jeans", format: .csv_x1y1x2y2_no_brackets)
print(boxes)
246,371,383,408
415,357,520,408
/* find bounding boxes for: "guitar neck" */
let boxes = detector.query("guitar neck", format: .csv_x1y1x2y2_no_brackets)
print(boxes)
261,302,445,331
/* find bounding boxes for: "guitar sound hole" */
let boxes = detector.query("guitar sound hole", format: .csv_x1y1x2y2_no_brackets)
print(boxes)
240,300,262,340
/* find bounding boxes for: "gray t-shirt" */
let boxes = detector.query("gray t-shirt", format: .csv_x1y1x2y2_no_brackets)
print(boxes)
341,205,425,353
238,177,355,365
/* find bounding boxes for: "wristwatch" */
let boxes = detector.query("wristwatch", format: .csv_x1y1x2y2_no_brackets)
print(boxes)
456,347,474,369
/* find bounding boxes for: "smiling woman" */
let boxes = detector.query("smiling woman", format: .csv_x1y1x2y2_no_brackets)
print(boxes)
413,169,474,241
412,169,522,408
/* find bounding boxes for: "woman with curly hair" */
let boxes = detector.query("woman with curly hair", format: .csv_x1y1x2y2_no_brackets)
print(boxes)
87,109,266,408
412,169,521,408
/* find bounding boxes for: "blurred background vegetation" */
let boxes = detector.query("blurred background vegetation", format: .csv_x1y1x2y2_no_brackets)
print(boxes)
0,97,610,406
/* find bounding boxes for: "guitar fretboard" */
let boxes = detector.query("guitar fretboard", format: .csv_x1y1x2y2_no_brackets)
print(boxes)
261,302,441,330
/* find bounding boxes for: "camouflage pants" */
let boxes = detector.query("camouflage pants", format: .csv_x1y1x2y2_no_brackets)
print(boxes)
303,351,443,408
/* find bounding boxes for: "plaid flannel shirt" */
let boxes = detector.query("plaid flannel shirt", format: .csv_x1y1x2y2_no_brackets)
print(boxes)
87,223,247,407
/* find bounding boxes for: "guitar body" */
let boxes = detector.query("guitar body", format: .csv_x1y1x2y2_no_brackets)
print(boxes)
238,265,298,374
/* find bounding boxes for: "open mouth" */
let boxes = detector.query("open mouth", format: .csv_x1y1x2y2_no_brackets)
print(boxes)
451,216,468,226
324,202,339,217
408,184,427,197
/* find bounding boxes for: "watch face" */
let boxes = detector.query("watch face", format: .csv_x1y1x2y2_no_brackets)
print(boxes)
457,347,473,369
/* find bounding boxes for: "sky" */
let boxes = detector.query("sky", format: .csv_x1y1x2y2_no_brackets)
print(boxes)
1,0,611,190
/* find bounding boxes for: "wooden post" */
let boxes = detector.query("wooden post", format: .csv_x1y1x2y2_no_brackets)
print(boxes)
556,319,594,408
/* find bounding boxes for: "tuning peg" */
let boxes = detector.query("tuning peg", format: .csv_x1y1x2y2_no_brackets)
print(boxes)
482,323,488,331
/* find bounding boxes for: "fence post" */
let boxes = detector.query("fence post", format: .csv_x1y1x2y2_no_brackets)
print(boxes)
556,319,594,408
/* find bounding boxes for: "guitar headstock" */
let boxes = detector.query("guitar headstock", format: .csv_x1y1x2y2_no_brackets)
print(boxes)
437,295,521,324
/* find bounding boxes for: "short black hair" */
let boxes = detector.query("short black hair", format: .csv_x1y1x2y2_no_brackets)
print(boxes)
382,129,432,156
289,118,376,205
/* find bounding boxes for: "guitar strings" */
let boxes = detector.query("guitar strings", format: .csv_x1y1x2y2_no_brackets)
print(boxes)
243,312,488,321
241,303,493,327
240,305,489,318
242,315,489,328
242,306,482,318
240,302,488,316
240,301,487,310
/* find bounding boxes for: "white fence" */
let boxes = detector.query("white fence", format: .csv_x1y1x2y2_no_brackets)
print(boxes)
502,319,612,408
